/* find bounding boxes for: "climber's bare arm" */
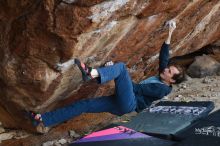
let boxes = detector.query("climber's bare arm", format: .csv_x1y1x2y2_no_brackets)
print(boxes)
165,20,176,44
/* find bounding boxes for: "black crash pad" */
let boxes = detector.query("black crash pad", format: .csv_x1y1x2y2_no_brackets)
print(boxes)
119,101,214,136
173,135,220,146
174,109,220,140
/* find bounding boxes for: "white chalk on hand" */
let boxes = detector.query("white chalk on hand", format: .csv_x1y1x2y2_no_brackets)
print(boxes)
55,59,75,72
170,20,176,28
165,20,176,29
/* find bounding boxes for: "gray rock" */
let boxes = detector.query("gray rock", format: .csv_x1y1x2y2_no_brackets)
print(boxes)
184,74,192,81
163,96,169,100
0,127,5,134
62,0,76,4
54,142,61,146
58,139,67,145
0,132,16,142
187,55,220,78
69,130,80,138
202,78,212,84
211,93,218,97
13,131,30,139
174,95,183,101
180,83,187,89
174,97,180,101
42,141,54,146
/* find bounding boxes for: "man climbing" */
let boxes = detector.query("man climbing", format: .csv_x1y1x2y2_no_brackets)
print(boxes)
31,20,185,132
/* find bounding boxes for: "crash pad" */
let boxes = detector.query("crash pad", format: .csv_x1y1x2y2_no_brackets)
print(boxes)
119,101,214,136
174,112,220,146
174,109,220,140
70,126,175,146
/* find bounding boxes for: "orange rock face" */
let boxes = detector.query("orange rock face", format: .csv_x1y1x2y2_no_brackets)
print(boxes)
0,0,220,132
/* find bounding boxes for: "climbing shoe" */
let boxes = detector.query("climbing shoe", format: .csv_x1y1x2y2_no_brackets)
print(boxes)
75,59,93,82
29,111,42,126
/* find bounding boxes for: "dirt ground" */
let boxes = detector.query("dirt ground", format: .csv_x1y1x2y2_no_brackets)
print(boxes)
166,75,220,111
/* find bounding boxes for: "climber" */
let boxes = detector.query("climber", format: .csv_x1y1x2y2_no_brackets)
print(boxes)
31,20,185,131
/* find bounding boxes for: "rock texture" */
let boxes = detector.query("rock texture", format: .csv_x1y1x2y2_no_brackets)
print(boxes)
187,55,220,78
0,0,220,132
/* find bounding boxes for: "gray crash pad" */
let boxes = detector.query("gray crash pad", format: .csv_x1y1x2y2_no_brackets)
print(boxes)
119,101,214,136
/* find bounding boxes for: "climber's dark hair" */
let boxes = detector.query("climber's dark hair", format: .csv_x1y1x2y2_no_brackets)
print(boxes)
171,65,185,84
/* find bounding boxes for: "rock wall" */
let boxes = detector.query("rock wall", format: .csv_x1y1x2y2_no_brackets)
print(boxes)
0,0,220,131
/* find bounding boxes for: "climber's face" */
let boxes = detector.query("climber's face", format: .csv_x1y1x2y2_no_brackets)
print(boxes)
160,66,180,84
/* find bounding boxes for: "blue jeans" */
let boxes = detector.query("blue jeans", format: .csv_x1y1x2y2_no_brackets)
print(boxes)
41,62,137,127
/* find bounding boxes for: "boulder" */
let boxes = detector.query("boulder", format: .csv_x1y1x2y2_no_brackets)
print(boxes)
0,132,16,143
187,55,220,78
0,0,220,133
